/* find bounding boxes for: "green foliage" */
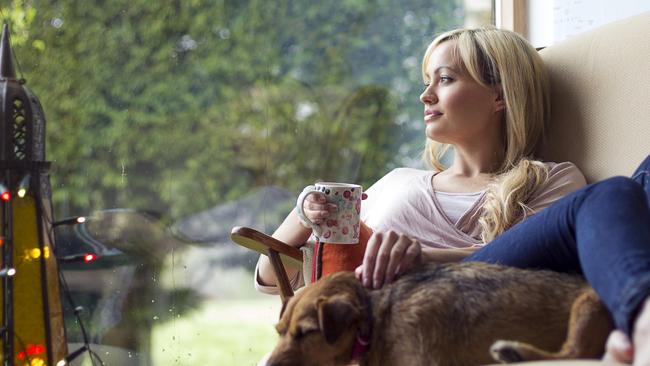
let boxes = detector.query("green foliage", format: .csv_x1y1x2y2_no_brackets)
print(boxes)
11,0,463,220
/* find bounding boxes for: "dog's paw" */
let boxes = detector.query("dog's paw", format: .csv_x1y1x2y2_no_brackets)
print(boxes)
490,340,525,364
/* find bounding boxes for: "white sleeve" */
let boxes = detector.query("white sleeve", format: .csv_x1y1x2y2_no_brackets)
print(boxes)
253,257,305,295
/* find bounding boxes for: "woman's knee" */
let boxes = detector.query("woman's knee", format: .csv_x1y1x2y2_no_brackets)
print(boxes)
591,176,644,202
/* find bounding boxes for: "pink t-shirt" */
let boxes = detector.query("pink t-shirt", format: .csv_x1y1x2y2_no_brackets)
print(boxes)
361,162,586,249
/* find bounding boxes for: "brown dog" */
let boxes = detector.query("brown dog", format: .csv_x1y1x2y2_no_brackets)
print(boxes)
266,262,613,366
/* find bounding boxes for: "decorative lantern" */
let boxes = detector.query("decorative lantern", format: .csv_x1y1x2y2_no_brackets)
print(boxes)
0,24,67,365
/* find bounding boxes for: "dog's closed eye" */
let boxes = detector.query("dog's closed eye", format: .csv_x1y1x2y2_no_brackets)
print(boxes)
293,326,318,340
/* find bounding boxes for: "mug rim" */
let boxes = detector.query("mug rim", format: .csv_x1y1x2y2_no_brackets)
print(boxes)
315,182,361,188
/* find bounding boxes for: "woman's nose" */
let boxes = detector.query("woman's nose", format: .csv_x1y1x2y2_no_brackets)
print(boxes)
420,85,437,104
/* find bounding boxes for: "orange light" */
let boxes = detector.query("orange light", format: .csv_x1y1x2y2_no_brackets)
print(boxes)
1,191,10,201
83,253,97,262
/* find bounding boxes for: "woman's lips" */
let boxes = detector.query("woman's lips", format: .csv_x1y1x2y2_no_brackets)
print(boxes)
424,111,442,121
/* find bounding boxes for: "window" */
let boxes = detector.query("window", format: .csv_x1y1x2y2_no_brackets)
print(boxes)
4,1,493,364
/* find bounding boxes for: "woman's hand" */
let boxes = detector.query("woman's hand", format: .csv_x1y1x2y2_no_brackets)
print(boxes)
300,192,337,226
354,230,422,289
300,192,368,226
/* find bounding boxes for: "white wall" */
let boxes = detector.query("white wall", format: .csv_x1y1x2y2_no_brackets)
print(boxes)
527,0,650,48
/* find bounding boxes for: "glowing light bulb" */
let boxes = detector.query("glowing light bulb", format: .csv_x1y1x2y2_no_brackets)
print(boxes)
29,248,42,259
17,175,30,198
0,268,16,277
30,357,45,366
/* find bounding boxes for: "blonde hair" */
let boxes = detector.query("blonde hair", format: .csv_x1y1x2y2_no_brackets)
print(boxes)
421,27,551,242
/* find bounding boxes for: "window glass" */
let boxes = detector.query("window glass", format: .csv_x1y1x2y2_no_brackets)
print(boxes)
4,0,492,364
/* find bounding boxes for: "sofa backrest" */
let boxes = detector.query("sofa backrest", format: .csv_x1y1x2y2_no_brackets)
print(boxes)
537,11,650,183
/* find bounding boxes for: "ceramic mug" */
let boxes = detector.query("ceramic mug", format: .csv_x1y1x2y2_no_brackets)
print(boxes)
296,182,363,244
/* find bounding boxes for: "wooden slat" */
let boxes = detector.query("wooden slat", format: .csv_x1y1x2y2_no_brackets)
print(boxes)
268,249,295,302
230,226,302,269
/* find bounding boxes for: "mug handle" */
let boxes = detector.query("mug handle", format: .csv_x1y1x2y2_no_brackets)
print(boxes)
296,185,323,237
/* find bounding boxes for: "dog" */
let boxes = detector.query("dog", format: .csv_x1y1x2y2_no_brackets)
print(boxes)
266,262,613,366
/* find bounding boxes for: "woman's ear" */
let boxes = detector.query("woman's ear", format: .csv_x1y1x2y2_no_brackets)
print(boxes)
493,86,506,113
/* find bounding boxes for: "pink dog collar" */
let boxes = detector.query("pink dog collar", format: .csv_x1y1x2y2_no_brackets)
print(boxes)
351,333,370,360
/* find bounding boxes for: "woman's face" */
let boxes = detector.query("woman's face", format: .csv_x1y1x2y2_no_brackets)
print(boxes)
420,40,503,146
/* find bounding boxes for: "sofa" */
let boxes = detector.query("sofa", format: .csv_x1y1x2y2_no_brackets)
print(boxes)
537,11,649,182
501,10,650,366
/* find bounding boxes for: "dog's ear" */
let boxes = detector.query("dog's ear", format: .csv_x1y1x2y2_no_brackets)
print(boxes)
317,295,360,344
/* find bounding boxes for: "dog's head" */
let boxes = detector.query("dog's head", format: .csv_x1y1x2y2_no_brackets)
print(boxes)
266,272,369,366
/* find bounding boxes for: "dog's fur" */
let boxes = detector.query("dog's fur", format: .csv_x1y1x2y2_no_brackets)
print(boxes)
266,262,613,366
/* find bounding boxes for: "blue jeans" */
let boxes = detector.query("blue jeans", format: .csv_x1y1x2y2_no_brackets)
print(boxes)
464,155,650,335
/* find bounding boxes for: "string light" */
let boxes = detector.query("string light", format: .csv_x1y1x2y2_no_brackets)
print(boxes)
58,253,98,264
56,345,87,366
52,216,86,227
0,267,16,277
17,174,30,198
0,181,9,201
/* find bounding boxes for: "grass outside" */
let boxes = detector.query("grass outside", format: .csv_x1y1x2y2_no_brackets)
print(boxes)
151,297,281,366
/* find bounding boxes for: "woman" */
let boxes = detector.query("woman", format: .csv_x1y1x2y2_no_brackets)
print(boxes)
257,27,584,292
256,27,650,364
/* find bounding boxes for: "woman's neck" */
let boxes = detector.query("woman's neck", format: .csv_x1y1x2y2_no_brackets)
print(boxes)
446,146,503,178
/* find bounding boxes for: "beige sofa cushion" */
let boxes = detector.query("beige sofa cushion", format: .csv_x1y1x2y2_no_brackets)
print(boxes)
538,11,650,183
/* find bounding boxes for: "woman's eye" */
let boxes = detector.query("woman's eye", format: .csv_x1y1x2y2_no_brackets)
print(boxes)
439,76,453,84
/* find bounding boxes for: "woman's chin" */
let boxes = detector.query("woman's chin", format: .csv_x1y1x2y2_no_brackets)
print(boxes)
425,126,451,143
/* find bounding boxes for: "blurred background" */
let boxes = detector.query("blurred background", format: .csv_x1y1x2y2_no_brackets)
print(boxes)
2,0,493,364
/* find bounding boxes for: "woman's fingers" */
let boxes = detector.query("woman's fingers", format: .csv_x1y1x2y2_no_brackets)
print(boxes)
603,330,633,364
359,231,421,289
384,234,410,284
372,231,398,289
362,232,381,288
401,239,422,271
302,193,336,223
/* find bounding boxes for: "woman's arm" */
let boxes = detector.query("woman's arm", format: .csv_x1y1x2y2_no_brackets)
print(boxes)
257,191,336,288
256,208,312,287
421,246,479,263
354,230,479,290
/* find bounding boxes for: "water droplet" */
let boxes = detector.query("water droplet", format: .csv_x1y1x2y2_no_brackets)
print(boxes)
153,316,159,320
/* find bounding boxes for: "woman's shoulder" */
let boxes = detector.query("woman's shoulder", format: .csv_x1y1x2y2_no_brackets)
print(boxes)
380,167,432,185
387,167,432,178
365,167,432,194
542,161,586,185
526,160,587,211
